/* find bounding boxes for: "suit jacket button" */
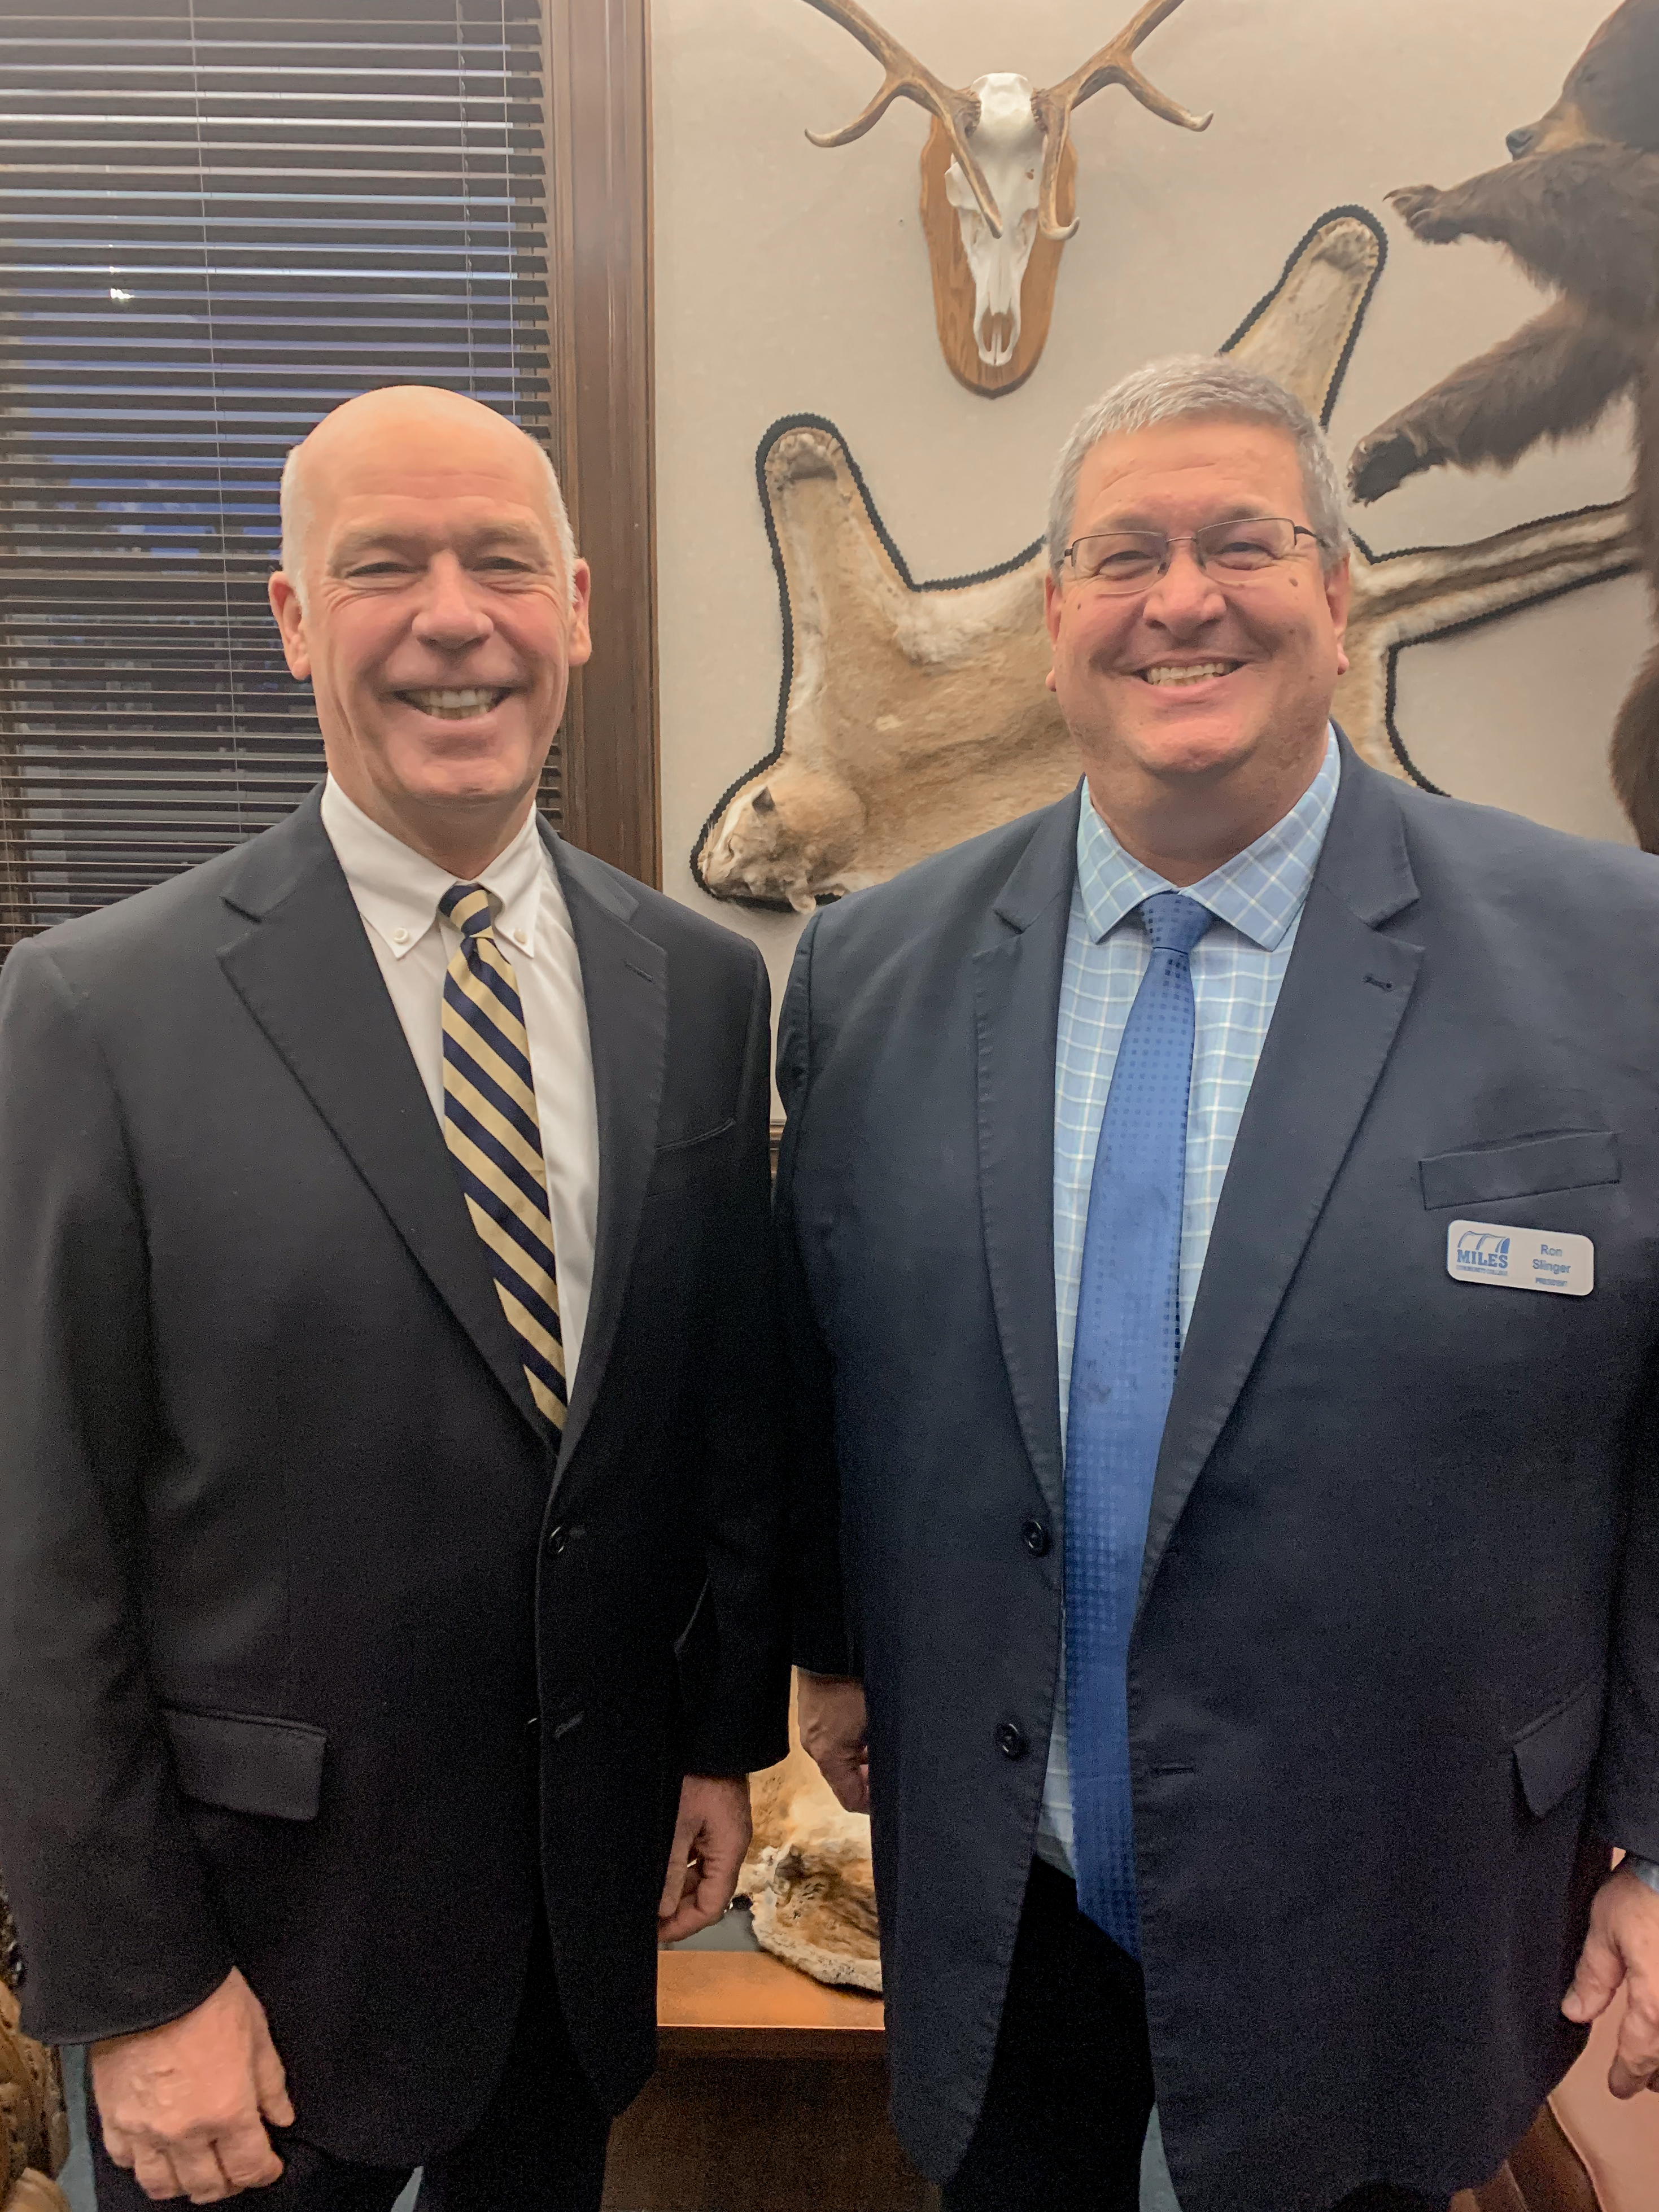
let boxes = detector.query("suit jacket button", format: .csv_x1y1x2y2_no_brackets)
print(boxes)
545,1524,569,1556
996,1721,1027,1760
1021,1518,1051,1558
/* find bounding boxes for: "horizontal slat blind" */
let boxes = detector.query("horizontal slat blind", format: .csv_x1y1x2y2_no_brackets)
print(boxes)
0,0,553,958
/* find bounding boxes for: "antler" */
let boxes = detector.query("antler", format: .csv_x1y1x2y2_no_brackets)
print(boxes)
1033,0,1213,243
798,0,1003,237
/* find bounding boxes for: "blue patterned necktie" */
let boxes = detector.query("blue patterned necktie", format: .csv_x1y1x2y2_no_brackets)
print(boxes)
1066,889,1215,1956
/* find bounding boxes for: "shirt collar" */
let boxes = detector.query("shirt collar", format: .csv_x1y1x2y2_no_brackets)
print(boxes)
318,775,549,961
1075,727,1340,952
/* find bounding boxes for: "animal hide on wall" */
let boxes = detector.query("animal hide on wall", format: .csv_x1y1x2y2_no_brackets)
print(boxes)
695,208,1638,913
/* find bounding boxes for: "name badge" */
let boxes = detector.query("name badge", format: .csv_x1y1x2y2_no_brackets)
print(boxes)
1446,1220,1593,1297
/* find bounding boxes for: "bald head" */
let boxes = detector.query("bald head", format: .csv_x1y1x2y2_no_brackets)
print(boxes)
265,381,592,881
278,386,577,607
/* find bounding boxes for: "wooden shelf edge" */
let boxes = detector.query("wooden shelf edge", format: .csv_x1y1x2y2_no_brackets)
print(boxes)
656,1949,886,2048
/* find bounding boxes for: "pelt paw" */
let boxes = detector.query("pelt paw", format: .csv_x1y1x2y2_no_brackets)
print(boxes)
1348,426,1425,504
1388,184,1461,243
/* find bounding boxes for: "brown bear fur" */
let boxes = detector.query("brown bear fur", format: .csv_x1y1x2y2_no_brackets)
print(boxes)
1348,0,1659,847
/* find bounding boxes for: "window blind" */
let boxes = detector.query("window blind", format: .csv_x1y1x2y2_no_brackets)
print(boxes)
0,0,553,959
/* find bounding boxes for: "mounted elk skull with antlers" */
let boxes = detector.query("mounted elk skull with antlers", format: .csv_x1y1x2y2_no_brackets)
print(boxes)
801,0,1213,394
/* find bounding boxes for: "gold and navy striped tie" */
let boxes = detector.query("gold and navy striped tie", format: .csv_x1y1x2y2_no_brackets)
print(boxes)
439,881,567,1432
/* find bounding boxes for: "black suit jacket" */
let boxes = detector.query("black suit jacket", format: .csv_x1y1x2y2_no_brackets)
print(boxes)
776,742,1659,2212
0,790,788,2163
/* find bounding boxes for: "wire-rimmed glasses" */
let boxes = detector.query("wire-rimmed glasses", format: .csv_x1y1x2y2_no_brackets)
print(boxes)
1060,516,1322,594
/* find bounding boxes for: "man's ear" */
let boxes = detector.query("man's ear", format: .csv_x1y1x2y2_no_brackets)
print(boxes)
566,559,594,671
1325,553,1352,680
268,571,312,681
1044,570,1062,694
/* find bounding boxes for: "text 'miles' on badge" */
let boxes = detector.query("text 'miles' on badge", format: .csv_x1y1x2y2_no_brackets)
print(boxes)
1446,1220,1594,1297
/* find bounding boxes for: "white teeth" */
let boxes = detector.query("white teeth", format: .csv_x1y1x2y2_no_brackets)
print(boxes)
400,688,508,718
1142,662,1236,687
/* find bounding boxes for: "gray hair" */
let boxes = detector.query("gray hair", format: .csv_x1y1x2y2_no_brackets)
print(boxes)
1046,354,1351,582
278,422,579,610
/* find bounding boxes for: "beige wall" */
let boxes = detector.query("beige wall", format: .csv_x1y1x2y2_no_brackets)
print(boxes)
652,0,1646,1004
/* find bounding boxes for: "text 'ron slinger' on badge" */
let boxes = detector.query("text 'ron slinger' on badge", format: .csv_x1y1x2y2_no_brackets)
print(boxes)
1446,1220,1595,1297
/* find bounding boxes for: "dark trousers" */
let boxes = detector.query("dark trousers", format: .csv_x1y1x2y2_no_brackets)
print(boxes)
91,1920,609,2212
944,1859,1447,2212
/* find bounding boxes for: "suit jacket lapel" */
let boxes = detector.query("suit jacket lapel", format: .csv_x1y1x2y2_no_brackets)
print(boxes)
216,790,545,1440
1137,745,1424,1610
544,827,667,1476
972,792,1081,1523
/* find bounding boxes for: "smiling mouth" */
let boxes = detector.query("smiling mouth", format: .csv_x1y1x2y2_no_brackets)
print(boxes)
395,687,513,720
1139,661,1243,687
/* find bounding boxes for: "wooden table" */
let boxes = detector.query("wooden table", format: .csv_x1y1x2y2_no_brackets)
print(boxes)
602,1952,932,2212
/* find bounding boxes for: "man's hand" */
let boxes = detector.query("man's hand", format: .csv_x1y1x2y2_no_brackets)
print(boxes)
1562,1864,1659,2096
657,1773,753,1945
797,1672,869,1813
90,1968,293,2203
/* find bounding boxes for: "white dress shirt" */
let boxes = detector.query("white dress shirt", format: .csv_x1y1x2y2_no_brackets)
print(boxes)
320,776,601,1389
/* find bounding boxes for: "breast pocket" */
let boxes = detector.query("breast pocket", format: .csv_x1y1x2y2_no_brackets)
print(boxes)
1419,1130,1619,1213
656,1117,736,1157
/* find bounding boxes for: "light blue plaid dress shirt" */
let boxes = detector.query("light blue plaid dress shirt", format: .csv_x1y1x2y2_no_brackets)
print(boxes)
1036,729,1341,1875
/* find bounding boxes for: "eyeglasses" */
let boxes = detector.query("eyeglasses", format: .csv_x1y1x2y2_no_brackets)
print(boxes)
1060,516,1322,594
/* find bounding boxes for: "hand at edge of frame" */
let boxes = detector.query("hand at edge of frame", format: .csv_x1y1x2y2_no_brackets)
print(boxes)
796,1671,870,1815
1563,1861,1659,2096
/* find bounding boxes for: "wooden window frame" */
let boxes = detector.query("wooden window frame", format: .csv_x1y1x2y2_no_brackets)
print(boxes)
544,0,661,888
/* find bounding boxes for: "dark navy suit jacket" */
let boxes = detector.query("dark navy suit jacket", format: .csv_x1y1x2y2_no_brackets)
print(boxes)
0,791,788,2162
776,740,1659,2212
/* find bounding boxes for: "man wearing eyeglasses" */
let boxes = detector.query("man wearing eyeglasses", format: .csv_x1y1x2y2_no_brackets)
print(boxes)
778,355,1659,2212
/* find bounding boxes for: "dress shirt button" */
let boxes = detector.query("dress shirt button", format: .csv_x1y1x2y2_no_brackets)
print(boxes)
995,1721,1027,1761
513,929,528,946
391,926,410,945
545,1524,569,1557
1021,1518,1051,1558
